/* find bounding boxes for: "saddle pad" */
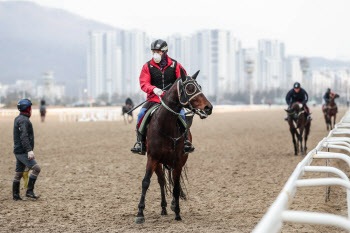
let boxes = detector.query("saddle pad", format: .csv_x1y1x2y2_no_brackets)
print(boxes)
138,104,187,135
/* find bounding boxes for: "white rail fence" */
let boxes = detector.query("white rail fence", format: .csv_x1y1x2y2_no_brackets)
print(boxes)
0,108,124,122
253,110,350,233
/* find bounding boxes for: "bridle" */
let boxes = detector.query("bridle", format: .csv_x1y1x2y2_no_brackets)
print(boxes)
158,76,208,119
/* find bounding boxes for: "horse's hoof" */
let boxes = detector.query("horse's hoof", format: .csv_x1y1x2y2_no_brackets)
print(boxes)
135,216,145,224
161,209,168,215
175,216,182,221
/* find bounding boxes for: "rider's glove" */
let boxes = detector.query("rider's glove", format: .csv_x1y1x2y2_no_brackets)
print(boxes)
28,151,35,160
153,88,164,96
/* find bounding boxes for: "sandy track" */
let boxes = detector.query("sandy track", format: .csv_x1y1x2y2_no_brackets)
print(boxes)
0,107,348,232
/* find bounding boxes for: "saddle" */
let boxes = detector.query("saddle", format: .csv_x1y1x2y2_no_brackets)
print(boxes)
137,104,187,135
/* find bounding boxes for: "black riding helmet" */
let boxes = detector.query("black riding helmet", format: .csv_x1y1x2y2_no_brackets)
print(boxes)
293,82,301,89
327,88,331,92
151,39,168,52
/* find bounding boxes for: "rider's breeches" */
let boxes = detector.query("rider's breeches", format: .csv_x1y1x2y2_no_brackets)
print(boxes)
137,108,186,125
14,153,41,181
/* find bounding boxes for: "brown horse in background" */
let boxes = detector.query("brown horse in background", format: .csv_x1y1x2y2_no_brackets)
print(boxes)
324,93,339,130
135,69,213,223
285,102,311,155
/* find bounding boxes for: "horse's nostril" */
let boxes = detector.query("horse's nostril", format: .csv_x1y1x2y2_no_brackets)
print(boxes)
204,105,213,115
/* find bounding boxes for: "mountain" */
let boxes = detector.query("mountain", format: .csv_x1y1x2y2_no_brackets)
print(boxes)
0,1,116,95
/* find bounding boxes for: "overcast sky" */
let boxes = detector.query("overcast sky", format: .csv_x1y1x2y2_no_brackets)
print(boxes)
22,0,350,60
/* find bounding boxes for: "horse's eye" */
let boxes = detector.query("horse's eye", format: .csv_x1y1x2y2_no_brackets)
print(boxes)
185,84,196,95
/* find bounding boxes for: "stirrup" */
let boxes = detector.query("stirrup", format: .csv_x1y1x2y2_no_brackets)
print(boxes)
184,140,195,153
131,142,146,155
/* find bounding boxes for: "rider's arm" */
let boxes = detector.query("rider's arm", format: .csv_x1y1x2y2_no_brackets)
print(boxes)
175,62,187,79
139,63,156,94
302,90,309,105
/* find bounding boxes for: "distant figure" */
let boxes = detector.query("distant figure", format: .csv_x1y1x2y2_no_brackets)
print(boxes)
39,100,46,123
323,88,338,114
122,97,134,124
285,82,312,121
125,97,134,109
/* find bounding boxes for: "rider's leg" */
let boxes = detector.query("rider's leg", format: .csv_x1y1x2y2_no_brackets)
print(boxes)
180,109,195,153
131,108,148,155
304,104,312,120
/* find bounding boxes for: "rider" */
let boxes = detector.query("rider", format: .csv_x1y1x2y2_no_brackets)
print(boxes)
13,99,41,200
285,82,312,121
323,88,338,113
125,97,134,108
131,39,194,155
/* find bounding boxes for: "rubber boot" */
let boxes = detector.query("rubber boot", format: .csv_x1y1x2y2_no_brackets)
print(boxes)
131,130,146,155
184,131,195,153
26,177,38,199
13,181,23,201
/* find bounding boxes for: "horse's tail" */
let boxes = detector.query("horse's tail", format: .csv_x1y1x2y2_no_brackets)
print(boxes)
163,164,188,200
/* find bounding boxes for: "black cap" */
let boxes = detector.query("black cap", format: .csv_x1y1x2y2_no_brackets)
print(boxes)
151,39,168,52
293,82,301,88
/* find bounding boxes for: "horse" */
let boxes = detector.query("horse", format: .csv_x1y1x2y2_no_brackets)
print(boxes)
285,102,311,155
324,93,339,130
122,104,134,124
135,69,213,224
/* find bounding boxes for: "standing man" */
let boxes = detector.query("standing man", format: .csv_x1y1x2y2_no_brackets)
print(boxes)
285,82,312,121
13,99,41,200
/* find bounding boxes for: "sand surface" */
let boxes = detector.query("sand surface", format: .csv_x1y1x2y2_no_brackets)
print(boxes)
0,107,349,232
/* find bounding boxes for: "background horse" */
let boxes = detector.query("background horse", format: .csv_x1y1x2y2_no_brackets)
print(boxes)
324,93,339,130
122,104,133,124
285,102,311,155
135,70,213,224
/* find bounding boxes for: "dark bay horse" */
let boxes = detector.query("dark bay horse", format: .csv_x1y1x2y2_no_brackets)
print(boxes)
135,69,213,223
285,102,311,155
324,93,339,130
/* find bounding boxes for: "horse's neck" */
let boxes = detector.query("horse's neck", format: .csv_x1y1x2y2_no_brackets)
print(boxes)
156,85,182,133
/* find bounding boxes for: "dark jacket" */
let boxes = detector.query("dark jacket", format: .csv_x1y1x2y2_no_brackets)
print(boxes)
13,113,34,154
286,88,309,105
323,92,330,103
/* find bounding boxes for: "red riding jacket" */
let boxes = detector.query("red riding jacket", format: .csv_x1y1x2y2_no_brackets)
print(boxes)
139,55,187,103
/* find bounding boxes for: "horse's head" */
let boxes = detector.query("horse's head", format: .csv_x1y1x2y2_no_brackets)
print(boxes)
285,102,303,120
177,69,213,119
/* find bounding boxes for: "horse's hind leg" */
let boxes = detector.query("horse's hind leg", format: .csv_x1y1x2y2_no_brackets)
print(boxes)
155,164,167,216
135,159,157,224
172,168,182,221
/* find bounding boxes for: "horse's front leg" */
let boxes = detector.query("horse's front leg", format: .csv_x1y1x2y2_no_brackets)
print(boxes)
155,164,167,216
135,158,157,224
172,167,182,221
333,115,336,129
290,127,297,155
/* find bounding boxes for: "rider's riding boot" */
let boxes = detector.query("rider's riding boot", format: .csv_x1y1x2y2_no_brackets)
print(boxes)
26,177,38,199
13,181,23,201
284,115,289,121
184,131,195,153
131,130,146,155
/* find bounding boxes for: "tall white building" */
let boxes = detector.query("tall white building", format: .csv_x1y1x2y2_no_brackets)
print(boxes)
285,57,303,89
87,31,124,100
257,40,286,90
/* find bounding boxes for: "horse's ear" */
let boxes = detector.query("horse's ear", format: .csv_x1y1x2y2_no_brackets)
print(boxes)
180,68,186,82
284,109,288,112
192,70,200,80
